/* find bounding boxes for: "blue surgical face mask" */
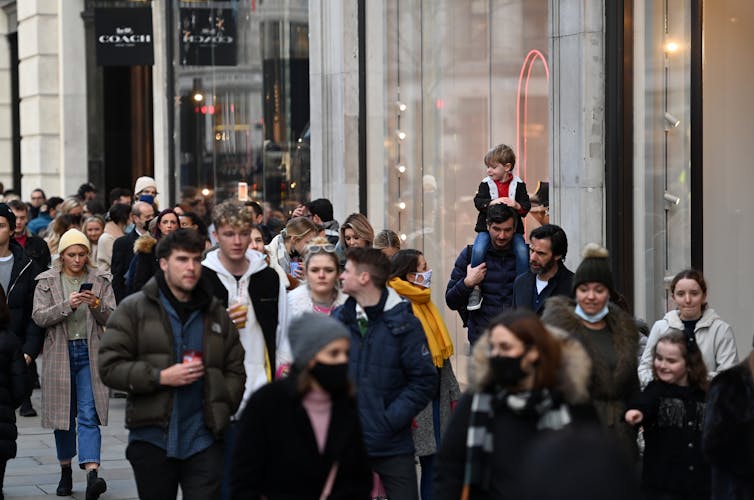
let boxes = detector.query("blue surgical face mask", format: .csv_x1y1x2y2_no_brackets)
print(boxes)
410,269,432,288
574,304,610,324
139,194,155,205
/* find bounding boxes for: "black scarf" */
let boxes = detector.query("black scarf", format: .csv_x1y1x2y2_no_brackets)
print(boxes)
155,270,211,324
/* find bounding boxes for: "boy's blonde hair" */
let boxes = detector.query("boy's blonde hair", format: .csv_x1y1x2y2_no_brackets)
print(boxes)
484,144,516,168
212,201,254,230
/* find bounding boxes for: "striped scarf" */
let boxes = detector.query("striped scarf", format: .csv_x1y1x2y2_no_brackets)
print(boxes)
462,388,572,496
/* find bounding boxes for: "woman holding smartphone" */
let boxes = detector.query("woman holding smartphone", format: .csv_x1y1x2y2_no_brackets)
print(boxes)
32,229,115,500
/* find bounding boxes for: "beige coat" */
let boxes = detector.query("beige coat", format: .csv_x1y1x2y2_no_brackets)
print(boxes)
32,266,115,430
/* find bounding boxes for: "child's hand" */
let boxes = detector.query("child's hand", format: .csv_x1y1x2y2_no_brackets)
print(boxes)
499,197,520,210
625,409,643,425
464,263,487,288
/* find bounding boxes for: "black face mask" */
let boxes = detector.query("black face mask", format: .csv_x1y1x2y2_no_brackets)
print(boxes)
310,362,349,396
489,354,528,388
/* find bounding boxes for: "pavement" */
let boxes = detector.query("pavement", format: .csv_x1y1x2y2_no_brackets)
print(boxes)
5,389,140,499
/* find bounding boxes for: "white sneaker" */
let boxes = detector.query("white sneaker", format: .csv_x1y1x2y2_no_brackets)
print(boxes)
467,287,483,311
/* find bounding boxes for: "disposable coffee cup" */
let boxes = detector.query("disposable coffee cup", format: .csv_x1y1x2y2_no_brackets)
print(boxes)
182,350,202,364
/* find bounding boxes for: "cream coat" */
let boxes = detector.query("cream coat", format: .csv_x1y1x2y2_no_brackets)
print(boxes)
32,267,115,430
639,307,738,387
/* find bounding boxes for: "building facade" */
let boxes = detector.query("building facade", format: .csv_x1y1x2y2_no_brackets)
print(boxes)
2,0,752,361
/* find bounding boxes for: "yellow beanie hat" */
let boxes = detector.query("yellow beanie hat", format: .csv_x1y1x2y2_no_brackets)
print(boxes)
58,229,91,255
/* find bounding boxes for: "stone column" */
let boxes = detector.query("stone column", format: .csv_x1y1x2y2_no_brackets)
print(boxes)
549,0,606,257
151,0,171,205
17,0,59,196
308,0,360,218
0,7,13,189
18,0,87,199
57,0,87,195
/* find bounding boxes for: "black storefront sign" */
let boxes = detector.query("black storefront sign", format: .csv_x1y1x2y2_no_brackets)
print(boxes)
179,8,237,66
95,7,154,66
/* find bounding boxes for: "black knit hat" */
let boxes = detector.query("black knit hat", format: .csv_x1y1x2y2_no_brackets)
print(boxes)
0,203,16,232
572,243,613,292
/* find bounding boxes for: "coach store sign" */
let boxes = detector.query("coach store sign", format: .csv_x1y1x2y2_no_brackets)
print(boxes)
179,7,237,66
95,7,154,66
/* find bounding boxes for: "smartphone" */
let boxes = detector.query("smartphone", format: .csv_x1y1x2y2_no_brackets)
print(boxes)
79,283,93,292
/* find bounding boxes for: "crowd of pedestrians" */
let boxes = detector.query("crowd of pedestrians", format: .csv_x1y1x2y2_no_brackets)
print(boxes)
0,141,751,500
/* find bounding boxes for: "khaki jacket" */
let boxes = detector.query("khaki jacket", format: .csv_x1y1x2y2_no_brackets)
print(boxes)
98,277,246,436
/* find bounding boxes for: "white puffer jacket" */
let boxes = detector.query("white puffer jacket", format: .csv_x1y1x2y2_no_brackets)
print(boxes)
287,284,348,321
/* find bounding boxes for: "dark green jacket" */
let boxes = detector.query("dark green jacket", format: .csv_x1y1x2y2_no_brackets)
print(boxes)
98,277,246,437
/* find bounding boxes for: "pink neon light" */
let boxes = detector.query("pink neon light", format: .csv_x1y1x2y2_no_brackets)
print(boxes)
515,50,550,182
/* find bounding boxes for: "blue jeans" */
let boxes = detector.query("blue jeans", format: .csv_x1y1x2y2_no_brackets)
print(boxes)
54,340,101,467
471,231,529,277
219,420,239,500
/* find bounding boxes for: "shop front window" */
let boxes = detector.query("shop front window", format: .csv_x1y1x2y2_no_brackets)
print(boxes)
633,0,692,320
374,1,549,356
173,1,309,218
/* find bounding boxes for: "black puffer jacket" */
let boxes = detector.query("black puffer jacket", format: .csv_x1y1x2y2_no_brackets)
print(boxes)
7,240,45,357
0,330,32,460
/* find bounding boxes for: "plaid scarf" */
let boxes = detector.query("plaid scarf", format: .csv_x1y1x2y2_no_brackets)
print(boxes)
463,388,572,493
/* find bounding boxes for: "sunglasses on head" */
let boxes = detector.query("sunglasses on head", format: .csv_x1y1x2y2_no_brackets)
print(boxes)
308,244,336,254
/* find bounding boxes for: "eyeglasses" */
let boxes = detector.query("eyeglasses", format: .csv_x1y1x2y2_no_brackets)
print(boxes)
308,244,336,254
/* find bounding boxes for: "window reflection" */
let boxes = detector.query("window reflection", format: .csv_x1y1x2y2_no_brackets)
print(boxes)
173,1,310,217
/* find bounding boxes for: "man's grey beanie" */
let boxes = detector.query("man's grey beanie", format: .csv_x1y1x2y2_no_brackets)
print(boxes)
289,313,351,369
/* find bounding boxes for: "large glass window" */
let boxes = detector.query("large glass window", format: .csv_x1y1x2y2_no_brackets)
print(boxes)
373,1,549,361
173,0,309,216
633,0,692,321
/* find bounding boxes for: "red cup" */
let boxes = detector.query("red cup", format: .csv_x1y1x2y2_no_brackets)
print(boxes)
182,350,202,364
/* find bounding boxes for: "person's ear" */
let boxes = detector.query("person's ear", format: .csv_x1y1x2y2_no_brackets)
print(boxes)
525,346,540,366
159,258,168,273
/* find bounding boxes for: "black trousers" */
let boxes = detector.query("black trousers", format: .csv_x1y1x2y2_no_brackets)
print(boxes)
126,440,223,500
371,454,419,500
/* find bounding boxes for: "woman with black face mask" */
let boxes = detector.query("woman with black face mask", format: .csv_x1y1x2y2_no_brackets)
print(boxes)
230,313,372,499
434,310,598,500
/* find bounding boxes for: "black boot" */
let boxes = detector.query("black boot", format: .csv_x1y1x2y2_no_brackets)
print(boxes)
85,469,107,500
56,465,72,496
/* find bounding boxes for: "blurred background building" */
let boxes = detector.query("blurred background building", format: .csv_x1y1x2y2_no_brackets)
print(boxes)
1,0,752,361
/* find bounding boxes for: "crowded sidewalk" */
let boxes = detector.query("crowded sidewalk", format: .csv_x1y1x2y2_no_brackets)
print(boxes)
4,389,139,499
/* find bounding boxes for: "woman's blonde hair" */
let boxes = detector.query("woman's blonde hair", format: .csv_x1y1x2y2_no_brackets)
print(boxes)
283,216,318,243
303,236,339,270
339,213,375,247
82,215,106,233
44,214,77,255
59,197,84,215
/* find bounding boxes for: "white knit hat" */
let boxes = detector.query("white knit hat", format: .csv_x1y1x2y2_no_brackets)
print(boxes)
134,176,157,196
58,229,90,254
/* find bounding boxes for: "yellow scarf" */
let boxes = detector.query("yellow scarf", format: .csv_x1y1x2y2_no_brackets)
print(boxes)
388,277,454,367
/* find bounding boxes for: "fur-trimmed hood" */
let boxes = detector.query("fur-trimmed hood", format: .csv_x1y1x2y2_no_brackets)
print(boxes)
133,233,157,255
468,324,592,405
541,295,639,401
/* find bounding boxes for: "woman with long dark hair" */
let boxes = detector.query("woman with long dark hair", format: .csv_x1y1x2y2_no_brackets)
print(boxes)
127,208,179,294
434,310,592,500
